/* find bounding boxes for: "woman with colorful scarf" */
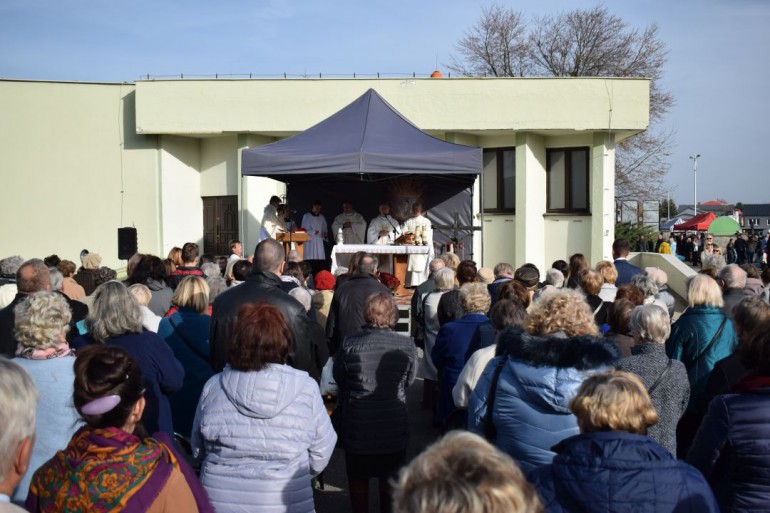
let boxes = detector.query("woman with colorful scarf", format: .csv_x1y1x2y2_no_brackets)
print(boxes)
25,345,212,513
11,291,81,505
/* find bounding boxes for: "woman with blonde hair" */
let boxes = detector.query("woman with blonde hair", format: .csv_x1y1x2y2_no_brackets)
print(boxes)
595,260,618,302
11,291,81,504
666,273,738,457
394,431,542,513
469,288,617,472
529,371,718,513
157,276,213,438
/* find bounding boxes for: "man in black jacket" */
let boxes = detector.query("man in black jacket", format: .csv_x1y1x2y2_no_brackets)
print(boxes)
209,238,327,379
326,254,389,356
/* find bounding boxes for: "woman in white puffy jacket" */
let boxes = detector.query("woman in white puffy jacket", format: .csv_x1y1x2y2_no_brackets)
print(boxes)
192,302,337,513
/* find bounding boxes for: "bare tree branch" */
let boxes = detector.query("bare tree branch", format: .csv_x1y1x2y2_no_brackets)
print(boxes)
448,5,674,199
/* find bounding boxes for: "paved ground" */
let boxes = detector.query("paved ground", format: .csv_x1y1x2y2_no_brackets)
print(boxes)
313,370,441,513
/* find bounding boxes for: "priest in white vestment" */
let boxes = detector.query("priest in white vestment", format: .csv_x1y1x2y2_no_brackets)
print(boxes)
261,204,288,240
331,201,367,244
402,202,434,286
367,202,402,244
301,201,328,261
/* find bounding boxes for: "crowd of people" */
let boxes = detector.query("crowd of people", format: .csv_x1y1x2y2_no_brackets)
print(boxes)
1,231,770,512
640,230,770,268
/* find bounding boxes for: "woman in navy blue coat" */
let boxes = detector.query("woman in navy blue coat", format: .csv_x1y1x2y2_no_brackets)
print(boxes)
157,275,214,438
73,280,184,436
688,326,770,512
529,371,719,513
432,282,491,425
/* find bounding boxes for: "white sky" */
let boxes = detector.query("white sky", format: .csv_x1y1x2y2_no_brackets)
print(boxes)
1,0,768,205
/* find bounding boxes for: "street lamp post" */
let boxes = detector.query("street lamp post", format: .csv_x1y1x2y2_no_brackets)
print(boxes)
690,154,701,216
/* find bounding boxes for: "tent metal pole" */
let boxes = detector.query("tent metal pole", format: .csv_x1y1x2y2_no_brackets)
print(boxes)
479,169,485,266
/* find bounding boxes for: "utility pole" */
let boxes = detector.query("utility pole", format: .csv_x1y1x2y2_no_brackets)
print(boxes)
689,154,701,216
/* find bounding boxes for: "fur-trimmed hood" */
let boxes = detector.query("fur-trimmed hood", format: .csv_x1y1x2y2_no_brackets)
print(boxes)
496,328,619,370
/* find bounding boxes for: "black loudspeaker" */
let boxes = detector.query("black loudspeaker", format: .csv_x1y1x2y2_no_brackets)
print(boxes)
118,227,138,260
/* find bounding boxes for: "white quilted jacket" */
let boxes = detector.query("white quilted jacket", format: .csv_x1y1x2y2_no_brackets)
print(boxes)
192,364,337,513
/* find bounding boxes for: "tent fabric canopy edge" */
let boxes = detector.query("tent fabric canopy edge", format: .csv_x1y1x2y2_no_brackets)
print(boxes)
240,88,482,180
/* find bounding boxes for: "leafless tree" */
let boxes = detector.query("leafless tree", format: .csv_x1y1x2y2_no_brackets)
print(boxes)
448,4,531,77
448,5,673,200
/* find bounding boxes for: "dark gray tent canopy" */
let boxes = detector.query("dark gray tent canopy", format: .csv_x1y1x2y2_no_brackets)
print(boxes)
241,88,482,181
240,88,483,260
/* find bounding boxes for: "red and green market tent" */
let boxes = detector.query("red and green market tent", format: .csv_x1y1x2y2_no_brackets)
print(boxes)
674,212,716,231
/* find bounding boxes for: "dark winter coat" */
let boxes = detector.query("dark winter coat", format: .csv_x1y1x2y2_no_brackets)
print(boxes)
687,375,770,512
0,293,28,357
209,271,328,379
432,313,490,424
617,343,690,455
157,307,214,438
666,305,738,413
72,330,185,436
332,327,417,455
529,432,719,513
325,273,389,356
698,352,746,414
468,330,619,472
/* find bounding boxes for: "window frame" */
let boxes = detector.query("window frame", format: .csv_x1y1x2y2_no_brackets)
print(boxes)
546,146,591,214
482,147,516,214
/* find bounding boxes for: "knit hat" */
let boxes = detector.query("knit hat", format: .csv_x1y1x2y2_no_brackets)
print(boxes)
644,267,668,287
315,270,336,291
477,267,495,284
514,266,540,288
82,253,102,270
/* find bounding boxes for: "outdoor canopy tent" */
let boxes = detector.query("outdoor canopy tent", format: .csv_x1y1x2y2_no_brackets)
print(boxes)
241,88,484,259
241,88,481,179
674,212,716,231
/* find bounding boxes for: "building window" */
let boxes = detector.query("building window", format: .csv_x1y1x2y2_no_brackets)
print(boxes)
483,148,515,213
546,147,590,213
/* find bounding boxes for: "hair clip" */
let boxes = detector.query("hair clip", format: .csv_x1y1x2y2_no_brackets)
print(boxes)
81,395,121,416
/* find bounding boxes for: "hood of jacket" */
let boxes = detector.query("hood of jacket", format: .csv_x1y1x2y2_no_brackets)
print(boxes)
497,328,619,370
219,364,306,420
494,329,619,413
146,277,167,291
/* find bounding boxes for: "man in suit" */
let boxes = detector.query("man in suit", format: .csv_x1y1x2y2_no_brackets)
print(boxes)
613,239,642,286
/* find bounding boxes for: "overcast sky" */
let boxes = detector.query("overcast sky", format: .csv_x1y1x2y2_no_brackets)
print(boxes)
2,0,767,205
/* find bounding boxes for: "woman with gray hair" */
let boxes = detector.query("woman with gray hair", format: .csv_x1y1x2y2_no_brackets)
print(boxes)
0,358,38,512
419,267,455,399
617,304,689,455
11,291,81,504
72,281,184,436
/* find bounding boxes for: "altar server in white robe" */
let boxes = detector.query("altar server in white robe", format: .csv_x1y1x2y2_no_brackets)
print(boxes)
259,195,282,241
301,200,328,261
261,203,288,240
332,201,367,244
367,202,402,244
402,202,434,286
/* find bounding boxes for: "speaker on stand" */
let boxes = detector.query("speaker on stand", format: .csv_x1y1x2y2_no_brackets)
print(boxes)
118,227,138,260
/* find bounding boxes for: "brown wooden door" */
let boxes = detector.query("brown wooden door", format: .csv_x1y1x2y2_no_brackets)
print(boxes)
202,196,238,256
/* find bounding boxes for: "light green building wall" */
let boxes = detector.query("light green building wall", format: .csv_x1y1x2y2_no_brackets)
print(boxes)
1,77,649,272
0,81,159,268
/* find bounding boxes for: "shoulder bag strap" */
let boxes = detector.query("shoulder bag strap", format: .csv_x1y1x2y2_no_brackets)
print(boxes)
686,316,728,371
484,356,508,442
168,316,209,362
647,358,673,395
